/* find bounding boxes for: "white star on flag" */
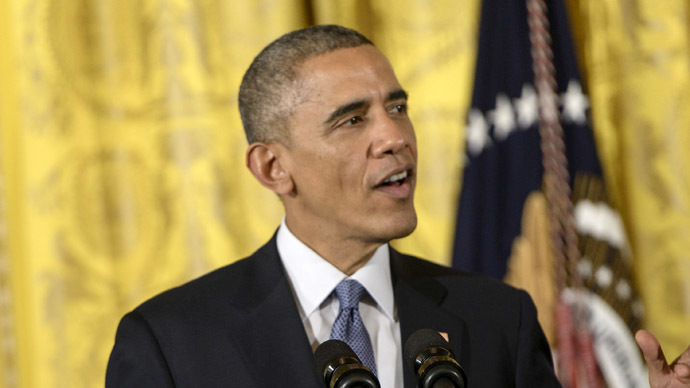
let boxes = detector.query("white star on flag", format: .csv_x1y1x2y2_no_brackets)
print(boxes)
490,93,516,141
514,84,538,128
466,108,491,156
561,80,589,124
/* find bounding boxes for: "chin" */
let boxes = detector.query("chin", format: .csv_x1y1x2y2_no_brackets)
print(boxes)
375,212,418,242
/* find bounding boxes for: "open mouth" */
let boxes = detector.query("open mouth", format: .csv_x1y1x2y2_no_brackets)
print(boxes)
374,168,414,199
377,170,410,187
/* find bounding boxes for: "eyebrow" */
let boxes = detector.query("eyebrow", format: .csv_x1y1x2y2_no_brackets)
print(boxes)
323,89,409,126
324,100,367,126
387,89,408,102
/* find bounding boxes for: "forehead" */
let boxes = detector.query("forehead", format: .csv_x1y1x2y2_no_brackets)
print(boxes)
293,45,403,108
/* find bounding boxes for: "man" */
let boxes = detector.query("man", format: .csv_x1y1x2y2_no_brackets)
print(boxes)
106,25,689,388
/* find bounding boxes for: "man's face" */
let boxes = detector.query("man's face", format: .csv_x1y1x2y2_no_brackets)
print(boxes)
281,45,417,246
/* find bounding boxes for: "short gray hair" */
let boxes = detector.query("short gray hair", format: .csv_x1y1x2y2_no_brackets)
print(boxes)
238,25,373,144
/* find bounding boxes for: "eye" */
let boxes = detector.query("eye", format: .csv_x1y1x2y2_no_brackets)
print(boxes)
390,103,408,114
342,115,363,126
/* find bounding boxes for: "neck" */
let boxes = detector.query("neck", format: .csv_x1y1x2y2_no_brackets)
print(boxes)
284,217,384,276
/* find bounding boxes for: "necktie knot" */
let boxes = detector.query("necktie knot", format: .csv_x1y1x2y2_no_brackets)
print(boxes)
334,279,367,310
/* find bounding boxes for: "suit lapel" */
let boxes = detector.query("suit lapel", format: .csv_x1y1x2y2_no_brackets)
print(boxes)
226,240,471,388
227,236,322,388
391,249,472,388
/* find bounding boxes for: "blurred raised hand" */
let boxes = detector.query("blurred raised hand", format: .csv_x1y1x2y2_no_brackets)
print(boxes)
636,330,690,387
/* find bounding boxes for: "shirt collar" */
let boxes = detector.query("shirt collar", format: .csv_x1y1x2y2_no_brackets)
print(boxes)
276,219,396,322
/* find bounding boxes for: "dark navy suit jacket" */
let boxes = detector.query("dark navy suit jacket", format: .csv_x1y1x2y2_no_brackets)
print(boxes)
106,234,561,387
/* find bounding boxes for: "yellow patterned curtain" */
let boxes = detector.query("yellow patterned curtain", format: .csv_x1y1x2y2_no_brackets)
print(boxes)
0,1,688,387
567,0,690,358
0,1,308,387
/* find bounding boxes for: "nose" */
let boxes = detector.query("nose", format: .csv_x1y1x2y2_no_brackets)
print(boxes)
370,115,411,158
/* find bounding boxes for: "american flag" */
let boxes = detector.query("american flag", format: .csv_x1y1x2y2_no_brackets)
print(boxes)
452,0,647,386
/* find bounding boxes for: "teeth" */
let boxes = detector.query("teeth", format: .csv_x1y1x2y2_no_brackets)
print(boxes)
383,170,408,183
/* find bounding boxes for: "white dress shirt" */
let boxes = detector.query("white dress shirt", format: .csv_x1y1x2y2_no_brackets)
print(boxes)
276,220,403,388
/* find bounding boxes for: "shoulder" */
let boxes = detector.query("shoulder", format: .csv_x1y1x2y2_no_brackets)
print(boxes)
391,249,525,300
108,238,284,387
134,236,282,321
391,249,533,328
391,250,559,386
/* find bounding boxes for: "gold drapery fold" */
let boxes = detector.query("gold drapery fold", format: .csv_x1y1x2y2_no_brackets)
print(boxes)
567,0,690,358
1,1,308,386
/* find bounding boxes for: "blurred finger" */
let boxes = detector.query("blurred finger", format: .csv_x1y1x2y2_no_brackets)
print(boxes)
635,330,669,377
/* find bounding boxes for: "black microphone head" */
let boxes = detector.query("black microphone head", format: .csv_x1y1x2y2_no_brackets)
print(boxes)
314,340,380,388
314,339,361,378
404,328,454,370
405,329,466,388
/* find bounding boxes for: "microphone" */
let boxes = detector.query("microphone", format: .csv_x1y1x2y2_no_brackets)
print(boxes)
314,339,381,388
404,329,467,388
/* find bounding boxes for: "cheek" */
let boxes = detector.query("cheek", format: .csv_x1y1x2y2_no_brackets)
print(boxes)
326,158,357,192
316,161,365,206
295,153,349,195
290,136,367,197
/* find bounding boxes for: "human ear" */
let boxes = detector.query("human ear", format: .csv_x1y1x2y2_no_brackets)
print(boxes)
245,142,294,195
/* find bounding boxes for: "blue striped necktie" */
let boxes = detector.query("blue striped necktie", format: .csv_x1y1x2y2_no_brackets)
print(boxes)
329,278,377,375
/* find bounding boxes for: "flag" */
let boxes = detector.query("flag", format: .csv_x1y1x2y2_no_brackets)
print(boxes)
452,0,647,386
